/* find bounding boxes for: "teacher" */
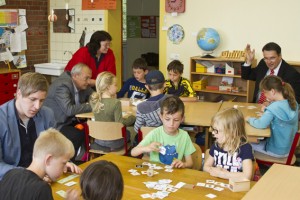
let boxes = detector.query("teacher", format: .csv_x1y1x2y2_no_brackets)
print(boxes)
65,30,116,86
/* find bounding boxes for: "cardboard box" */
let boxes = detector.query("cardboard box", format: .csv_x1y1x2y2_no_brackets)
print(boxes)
193,80,207,90
219,86,232,92
206,85,219,91
229,178,250,192
225,63,235,75
196,63,207,73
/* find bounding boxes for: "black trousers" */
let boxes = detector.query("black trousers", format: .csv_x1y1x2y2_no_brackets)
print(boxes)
60,125,85,155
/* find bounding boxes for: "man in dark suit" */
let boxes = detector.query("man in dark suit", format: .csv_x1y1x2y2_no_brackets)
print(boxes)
44,63,93,159
241,42,300,104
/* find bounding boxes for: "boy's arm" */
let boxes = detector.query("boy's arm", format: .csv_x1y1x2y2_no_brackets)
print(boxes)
172,155,193,168
134,109,144,133
131,142,161,157
185,79,196,97
117,80,130,98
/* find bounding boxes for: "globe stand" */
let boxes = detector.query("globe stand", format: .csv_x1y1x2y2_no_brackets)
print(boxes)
201,51,215,58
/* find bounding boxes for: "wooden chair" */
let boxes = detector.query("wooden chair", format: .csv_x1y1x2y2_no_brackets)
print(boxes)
139,126,155,161
87,121,130,160
191,142,202,170
255,131,300,166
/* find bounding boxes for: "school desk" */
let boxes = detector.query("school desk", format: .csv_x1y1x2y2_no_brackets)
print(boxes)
51,153,255,200
219,102,271,143
242,163,300,200
75,101,222,150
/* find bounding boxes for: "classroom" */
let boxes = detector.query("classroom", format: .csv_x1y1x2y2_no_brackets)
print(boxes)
0,0,300,199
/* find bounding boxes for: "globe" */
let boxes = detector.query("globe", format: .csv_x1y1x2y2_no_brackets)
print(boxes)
197,28,220,57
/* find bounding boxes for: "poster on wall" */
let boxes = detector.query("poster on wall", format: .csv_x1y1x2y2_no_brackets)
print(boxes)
141,16,156,38
127,16,141,38
82,0,116,10
0,9,18,27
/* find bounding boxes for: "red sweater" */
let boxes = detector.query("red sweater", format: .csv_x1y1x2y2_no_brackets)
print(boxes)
64,47,116,79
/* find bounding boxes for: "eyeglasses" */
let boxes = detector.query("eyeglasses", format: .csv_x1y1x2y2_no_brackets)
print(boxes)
263,57,277,62
210,126,218,134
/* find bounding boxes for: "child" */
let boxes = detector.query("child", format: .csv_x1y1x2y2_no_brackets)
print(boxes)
133,70,168,145
117,58,150,99
164,60,196,97
89,72,136,152
80,160,124,200
0,128,80,200
246,75,298,158
131,96,196,168
203,108,254,180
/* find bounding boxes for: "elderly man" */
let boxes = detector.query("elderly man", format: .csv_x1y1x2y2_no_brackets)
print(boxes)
44,63,93,159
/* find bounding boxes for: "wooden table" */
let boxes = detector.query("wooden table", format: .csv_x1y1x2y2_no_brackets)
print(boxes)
219,102,270,143
242,164,300,200
52,154,254,200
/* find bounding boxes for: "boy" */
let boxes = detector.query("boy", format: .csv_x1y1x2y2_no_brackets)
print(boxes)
164,60,196,97
133,70,167,134
0,128,80,200
117,58,150,99
131,96,196,168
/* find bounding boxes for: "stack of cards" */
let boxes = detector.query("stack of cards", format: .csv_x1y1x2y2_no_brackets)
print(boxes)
141,179,181,199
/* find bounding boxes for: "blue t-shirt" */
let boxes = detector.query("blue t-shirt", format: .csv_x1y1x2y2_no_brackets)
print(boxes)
117,77,150,99
209,143,254,172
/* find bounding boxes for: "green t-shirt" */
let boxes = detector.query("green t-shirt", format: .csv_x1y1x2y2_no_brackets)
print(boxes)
139,126,196,165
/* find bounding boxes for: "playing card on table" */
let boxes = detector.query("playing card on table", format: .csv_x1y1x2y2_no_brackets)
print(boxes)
128,169,137,173
213,187,224,191
56,190,66,198
165,168,173,172
141,194,152,198
174,182,186,189
196,182,205,187
64,181,76,186
158,179,172,184
206,180,215,184
164,165,173,169
206,193,217,199
141,171,148,174
130,171,141,176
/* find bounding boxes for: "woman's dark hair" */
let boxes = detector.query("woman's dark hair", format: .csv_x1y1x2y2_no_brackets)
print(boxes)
87,30,112,56
80,160,124,200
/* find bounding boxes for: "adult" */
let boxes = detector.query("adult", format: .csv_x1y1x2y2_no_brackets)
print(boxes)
64,30,116,86
0,72,81,180
241,42,300,104
44,63,93,159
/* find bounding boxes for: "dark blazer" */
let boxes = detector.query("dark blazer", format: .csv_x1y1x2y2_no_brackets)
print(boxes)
44,71,93,129
241,59,300,103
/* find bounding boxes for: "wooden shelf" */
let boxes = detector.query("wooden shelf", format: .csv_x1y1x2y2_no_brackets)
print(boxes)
193,88,247,96
191,72,242,78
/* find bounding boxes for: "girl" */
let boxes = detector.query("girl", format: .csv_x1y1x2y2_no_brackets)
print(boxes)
204,108,254,180
89,72,136,151
80,160,123,200
246,75,298,158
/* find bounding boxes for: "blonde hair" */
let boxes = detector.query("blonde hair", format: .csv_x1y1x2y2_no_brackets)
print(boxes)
260,75,297,110
211,108,247,155
89,71,116,113
18,72,48,97
33,128,75,159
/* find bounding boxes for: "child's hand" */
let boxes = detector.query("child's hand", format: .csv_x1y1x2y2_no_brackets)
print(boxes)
171,159,185,168
65,162,83,174
65,188,80,200
144,142,162,153
209,167,227,178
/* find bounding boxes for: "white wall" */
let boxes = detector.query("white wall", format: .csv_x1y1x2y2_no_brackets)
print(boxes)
124,0,159,80
162,0,300,78
49,0,105,63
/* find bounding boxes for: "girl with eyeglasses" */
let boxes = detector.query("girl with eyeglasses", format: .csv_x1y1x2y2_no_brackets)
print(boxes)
203,108,254,180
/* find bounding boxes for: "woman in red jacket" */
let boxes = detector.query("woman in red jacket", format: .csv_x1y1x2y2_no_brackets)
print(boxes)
65,30,116,86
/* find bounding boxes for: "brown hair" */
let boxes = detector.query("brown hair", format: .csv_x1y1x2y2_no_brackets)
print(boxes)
160,95,185,117
260,75,297,110
211,108,247,155
167,60,184,74
80,160,124,200
17,72,48,97
132,58,148,71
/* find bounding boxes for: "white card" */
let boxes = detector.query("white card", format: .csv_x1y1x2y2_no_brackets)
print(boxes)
56,190,66,198
174,182,186,189
164,165,173,169
141,171,148,174
206,193,217,199
206,180,215,184
196,182,205,187
128,169,137,173
165,169,173,172
57,174,79,184
213,187,224,191
159,146,166,155
131,171,140,176
205,184,215,188
141,194,152,198
64,181,76,186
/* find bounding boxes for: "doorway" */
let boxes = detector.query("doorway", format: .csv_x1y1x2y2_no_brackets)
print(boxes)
122,0,159,83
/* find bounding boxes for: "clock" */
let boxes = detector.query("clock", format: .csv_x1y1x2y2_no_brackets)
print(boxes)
165,0,185,13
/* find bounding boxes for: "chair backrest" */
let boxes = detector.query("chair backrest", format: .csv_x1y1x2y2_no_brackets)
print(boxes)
285,131,300,165
191,143,202,170
87,121,125,141
141,126,156,139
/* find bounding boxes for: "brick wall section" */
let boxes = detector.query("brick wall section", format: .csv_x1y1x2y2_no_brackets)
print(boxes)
0,0,48,73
